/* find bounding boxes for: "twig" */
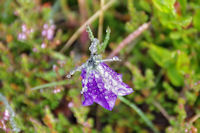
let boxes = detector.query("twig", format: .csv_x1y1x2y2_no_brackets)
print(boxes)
108,22,151,58
60,0,117,53
119,96,159,133
152,100,173,121
78,0,88,22
189,114,200,123
98,0,104,42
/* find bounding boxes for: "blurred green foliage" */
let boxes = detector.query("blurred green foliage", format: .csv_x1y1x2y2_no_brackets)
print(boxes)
0,0,200,132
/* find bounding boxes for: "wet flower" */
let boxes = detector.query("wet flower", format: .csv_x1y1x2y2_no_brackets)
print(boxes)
67,26,133,111
81,63,133,110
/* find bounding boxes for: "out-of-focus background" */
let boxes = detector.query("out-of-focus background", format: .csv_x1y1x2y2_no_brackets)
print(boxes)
0,0,200,132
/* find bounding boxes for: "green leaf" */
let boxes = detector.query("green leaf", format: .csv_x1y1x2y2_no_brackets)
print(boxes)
86,25,94,41
193,10,200,31
167,66,184,86
148,44,172,68
152,0,176,14
153,0,192,29
163,82,178,100
98,27,111,53
176,51,190,74
178,0,187,14
102,125,113,133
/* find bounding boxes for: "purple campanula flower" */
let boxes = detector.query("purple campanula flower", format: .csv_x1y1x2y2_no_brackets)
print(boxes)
67,26,133,111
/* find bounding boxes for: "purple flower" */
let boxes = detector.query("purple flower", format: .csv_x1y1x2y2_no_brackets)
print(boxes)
17,24,34,41
67,26,133,111
41,23,56,40
81,63,133,110
41,42,47,49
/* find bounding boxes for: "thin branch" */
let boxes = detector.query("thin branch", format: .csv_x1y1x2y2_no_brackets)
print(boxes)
60,0,117,53
108,22,151,58
98,0,104,42
189,114,200,123
152,100,173,121
78,0,88,22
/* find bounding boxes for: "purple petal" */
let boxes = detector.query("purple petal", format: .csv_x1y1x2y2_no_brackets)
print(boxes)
81,69,117,111
82,92,94,106
97,63,133,96
80,63,133,110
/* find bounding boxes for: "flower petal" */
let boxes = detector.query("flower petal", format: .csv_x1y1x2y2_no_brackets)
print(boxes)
97,63,133,96
81,69,117,110
94,90,117,111
82,92,94,106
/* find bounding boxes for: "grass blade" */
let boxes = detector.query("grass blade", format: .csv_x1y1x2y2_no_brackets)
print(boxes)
31,80,69,91
119,96,159,133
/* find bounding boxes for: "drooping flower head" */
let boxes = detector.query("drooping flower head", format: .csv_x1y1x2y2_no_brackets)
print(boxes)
67,26,133,111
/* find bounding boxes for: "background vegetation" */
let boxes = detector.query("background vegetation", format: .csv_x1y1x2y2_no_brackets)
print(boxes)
0,0,200,132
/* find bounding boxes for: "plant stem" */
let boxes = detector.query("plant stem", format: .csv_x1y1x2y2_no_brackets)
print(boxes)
60,0,75,21
189,114,200,123
152,100,172,121
31,80,69,90
98,0,104,42
108,22,151,58
50,0,60,20
119,96,159,133
60,0,117,53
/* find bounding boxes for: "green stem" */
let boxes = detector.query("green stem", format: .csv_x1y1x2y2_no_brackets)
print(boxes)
49,0,60,20
118,96,159,133
31,80,69,90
